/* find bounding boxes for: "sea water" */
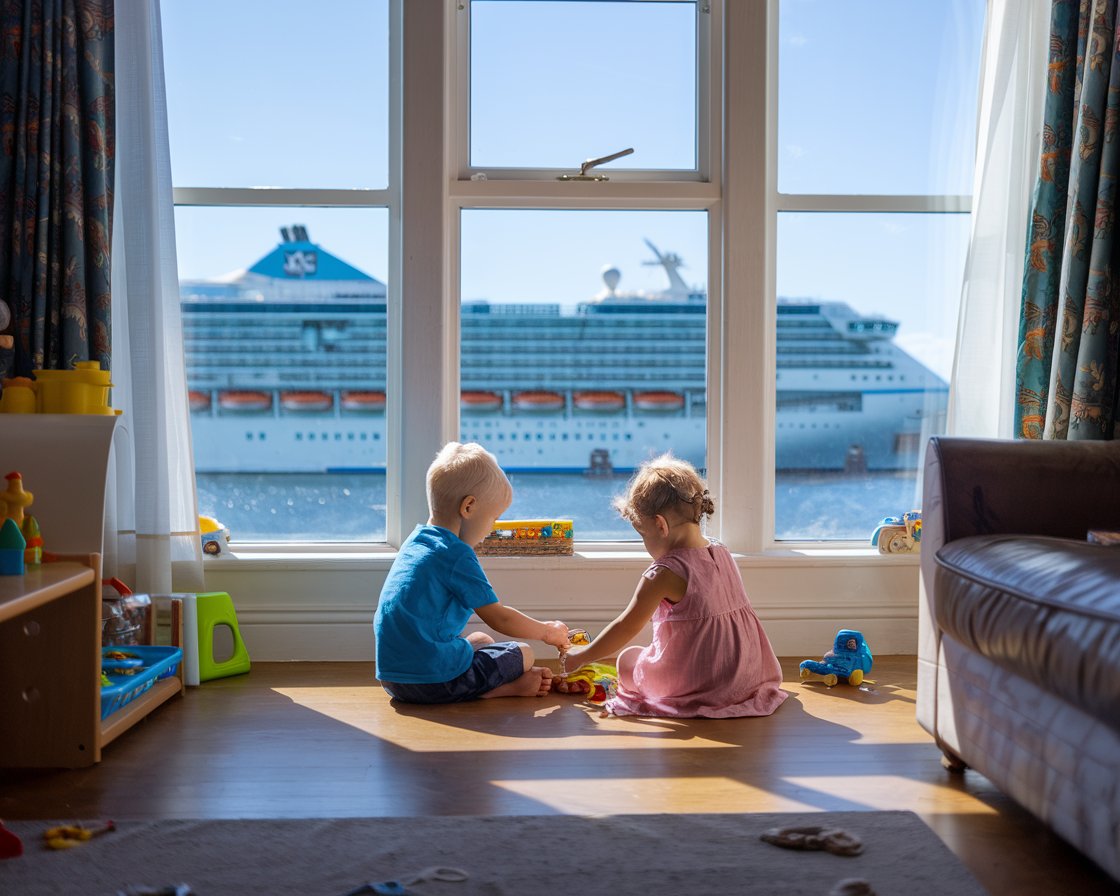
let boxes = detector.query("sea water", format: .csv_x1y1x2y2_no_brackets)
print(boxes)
196,470,921,544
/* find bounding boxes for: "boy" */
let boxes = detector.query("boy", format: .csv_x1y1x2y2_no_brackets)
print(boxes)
374,441,571,702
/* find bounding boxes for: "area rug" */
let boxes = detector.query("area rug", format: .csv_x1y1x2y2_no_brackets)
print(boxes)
0,812,986,896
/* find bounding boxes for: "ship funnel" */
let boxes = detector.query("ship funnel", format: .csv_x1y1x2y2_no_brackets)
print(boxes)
601,265,621,293
280,226,292,243
292,224,309,242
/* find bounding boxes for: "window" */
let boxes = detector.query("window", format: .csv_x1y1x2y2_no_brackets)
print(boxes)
160,0,986,550
162,0,392,542
457,0,715,541
773,0,984,541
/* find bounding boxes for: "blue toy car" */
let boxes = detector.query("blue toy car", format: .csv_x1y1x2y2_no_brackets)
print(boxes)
799,629,873,687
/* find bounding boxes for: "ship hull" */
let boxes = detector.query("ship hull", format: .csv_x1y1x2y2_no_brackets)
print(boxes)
188,388,944,474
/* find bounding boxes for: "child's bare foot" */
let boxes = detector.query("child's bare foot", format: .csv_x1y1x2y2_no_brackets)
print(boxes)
482,666,553,698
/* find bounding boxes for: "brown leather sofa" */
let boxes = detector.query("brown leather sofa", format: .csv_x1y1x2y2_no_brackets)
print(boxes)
918,435,1120,882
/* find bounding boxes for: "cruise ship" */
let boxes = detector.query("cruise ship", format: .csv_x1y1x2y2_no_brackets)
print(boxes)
182,227,947,474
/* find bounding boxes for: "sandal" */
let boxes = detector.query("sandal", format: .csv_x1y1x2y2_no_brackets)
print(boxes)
759,825,863,856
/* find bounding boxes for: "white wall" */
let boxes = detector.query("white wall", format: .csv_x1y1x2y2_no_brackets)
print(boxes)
199,550,919,662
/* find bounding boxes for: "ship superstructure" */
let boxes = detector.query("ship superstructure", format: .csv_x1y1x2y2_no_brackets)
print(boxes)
182,228,947,474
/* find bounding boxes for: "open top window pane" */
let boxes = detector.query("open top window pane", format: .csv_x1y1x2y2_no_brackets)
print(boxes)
460,209,708,539
162,0,389,190
778,0,984,196
469,1,698,171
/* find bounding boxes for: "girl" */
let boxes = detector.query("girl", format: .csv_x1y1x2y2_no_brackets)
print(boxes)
561,455,787,718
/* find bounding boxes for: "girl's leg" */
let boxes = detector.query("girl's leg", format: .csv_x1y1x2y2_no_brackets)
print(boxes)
616,645,643,690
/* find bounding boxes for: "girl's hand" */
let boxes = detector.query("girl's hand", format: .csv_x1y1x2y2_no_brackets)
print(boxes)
541,620,570,651
561,645,588,674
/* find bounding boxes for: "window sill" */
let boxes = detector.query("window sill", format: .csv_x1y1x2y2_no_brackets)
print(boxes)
206,542,919,571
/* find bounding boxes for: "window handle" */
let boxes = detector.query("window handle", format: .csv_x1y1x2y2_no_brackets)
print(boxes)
558,147,634,181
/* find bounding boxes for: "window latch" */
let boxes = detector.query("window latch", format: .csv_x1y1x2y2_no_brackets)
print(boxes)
558,147,634,181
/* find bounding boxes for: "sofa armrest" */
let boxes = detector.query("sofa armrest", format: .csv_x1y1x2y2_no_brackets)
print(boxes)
923,436,1120,550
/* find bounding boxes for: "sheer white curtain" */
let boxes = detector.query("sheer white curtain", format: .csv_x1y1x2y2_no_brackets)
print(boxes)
948,0,1052,438
106,0,203,593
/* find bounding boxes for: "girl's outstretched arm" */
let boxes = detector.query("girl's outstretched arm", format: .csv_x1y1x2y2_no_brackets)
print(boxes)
564,566,685,670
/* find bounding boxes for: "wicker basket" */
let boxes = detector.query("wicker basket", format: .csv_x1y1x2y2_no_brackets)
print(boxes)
475,519,574,556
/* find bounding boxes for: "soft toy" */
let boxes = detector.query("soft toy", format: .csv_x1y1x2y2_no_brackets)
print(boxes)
799,629,873,687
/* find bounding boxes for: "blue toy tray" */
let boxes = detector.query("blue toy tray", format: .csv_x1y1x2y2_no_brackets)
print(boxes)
100,645,182,720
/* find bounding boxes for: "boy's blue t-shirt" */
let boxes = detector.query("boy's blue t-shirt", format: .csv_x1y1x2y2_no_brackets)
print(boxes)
374,524,499,684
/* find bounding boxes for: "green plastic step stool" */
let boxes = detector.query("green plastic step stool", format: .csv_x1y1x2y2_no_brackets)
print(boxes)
196,591,251,682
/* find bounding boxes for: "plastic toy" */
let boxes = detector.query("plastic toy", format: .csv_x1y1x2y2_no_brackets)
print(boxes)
476,519,574,556
562,662,618,703
200,515,230,555
0,377,36,413
871,510,921,554
1,471,33,525
21,514,42,566
567,628,591,646
42,820,115,850
0,819,23,859
0,517,25,575
799,629,873,687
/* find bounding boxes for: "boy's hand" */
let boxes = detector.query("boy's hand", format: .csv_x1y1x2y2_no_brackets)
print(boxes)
540,620,570,651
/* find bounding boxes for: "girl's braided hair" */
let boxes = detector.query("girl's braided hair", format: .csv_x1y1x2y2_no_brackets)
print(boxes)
613,454,714,525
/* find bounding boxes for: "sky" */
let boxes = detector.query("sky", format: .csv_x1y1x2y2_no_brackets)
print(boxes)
162,0,985,381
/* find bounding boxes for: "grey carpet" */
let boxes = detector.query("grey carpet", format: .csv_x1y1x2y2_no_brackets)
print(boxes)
0,812,986,896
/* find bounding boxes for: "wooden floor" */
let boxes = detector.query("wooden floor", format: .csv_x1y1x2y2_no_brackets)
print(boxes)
2,656,1115,895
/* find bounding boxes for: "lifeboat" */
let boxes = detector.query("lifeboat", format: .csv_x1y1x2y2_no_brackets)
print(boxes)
633,390,685,412
512,390,565,412
281,390,333,413
340,390,386,413
461,390,503,412
188,390,211,413
219,390,272,413
574,390,625,412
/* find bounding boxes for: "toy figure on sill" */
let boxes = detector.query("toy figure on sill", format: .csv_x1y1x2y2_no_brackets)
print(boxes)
799,628,873,687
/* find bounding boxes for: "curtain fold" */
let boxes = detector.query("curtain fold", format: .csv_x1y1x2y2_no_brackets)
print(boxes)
947,0,1052,438
1016,0,1120,440
0,0,114,380
107,0,202,592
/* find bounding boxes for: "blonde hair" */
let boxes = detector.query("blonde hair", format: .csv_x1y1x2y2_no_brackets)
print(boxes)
426,441,511,518
614,454,714,526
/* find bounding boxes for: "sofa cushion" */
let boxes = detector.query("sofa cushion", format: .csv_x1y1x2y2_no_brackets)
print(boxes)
934,535,1120,733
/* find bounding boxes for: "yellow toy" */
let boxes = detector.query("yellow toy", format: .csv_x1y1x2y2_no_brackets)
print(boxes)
562,662,618,704
1,471,33,525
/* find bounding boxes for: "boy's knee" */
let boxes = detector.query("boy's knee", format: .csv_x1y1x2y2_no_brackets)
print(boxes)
517,642,534,671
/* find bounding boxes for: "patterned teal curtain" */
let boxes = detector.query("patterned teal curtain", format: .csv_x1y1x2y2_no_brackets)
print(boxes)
0,0,114,381
1016,0,1120,440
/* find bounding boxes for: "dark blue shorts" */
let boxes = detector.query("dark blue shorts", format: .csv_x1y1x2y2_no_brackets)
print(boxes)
381,641,527,704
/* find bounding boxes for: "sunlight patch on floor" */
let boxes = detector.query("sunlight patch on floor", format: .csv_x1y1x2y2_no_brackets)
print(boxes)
271,688,742,752
490,777,824,814
783,776,1001,814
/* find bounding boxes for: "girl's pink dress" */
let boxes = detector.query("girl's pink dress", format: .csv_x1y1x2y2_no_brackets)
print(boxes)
605,541,788,718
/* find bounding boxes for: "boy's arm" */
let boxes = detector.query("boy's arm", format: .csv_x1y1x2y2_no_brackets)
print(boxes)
474,602,569,650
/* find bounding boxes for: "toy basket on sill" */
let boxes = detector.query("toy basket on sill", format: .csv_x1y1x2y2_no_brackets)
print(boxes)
475,519,574,556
